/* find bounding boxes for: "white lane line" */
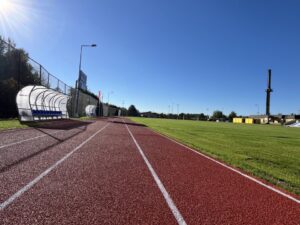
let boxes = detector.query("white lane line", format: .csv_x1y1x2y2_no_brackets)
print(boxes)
0,122,110,211
0,132,60,150
123,121,187,225
0,126,85,150
151,130,300,204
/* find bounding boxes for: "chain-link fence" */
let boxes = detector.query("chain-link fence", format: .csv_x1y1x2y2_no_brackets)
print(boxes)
0,37,99,118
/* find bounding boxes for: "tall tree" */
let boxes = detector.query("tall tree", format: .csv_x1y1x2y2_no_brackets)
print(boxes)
212,110,225,120
0,37,40,117
199,113,208,120
228,111,237,122
127,105,140,117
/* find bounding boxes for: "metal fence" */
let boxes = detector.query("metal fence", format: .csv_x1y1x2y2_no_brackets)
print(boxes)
0,37,98,118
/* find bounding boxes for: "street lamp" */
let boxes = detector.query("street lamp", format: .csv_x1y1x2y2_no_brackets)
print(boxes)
75,44,97,117
79,44,97,73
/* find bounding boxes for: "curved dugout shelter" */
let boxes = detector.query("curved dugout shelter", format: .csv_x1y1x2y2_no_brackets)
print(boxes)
85,105,97,117
16,85,69,121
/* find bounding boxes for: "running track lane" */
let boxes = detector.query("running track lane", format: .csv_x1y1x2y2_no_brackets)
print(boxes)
1,117,300,224
124,118,300,225
0,119,178,225
0,119,90,147
0,119,108,203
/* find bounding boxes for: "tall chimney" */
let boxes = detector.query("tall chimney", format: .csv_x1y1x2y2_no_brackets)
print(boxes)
265,69,273,116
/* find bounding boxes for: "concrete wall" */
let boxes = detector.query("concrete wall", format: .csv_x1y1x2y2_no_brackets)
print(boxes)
102,103,118,117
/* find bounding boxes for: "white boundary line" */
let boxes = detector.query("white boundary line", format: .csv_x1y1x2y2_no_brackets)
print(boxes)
0,122,110,211
150,129,300,204
0,131,60,150
0,126,86,150
123,120,187,225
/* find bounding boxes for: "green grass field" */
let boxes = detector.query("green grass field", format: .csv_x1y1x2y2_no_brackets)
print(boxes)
130,117,300,195
0,117,94,130
0,119,28,130
78,116,97,121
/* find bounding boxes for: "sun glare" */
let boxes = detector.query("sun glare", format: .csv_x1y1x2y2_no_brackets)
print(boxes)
0,0,14,14
0,0,35,39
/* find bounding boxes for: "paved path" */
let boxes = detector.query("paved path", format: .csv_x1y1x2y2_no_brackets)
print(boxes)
0,118,299,224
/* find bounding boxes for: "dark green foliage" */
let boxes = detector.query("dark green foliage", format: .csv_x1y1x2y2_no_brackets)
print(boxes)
127,105,140,117
198,113,208,120
211,110,227,121
228,111,237,122
0,37,41,117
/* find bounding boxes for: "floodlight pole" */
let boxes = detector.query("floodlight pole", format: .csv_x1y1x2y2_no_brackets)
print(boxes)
255,104,260,115
265,69,273,123
75,44,97,117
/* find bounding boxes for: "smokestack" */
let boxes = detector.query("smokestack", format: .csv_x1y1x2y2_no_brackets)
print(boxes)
265,69,273,116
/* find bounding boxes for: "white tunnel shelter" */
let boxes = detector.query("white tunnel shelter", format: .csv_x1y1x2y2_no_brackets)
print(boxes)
16,85,69,121
85,105,97,117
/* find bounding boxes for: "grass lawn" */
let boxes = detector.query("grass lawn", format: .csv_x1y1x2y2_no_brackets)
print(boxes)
0,117,95,130
130,117,300,195
0,119,29,130
78,116,97,121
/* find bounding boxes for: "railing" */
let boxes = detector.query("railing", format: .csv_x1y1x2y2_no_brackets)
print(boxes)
0,38,75,118
0,38,73,95
0,37,102,118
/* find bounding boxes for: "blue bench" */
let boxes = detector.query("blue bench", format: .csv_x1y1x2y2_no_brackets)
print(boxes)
32,110,62,117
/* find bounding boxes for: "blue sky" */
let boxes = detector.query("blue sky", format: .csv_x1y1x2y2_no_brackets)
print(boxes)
1,0,300,115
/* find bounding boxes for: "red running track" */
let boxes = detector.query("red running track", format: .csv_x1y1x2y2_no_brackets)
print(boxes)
0,117,299,224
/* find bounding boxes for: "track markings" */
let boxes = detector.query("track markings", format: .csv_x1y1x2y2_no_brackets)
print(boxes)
152,130,300,204
0,130,62,150
0,126,87,150
124,121,187,225
0,122,110,211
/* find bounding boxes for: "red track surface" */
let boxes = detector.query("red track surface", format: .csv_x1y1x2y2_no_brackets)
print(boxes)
0,117,299,224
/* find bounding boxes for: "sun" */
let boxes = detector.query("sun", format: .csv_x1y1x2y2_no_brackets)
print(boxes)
0,0,14,13
0,0,33,39
0,1,54,41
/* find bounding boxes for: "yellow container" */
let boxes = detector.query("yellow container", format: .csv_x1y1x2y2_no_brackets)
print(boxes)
245,118,254,124
233,118,244,123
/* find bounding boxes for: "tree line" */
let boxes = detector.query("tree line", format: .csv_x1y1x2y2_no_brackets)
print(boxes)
0,37,41,118
127,105,238,122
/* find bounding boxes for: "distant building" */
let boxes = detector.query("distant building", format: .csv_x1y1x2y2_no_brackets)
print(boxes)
140,111,159,118
248,115,270,124
285,115,300,123
234,114,300,125
233,118,245,124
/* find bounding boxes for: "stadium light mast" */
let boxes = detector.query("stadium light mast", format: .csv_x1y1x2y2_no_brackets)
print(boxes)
265,69,273,123
75,44,97,117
